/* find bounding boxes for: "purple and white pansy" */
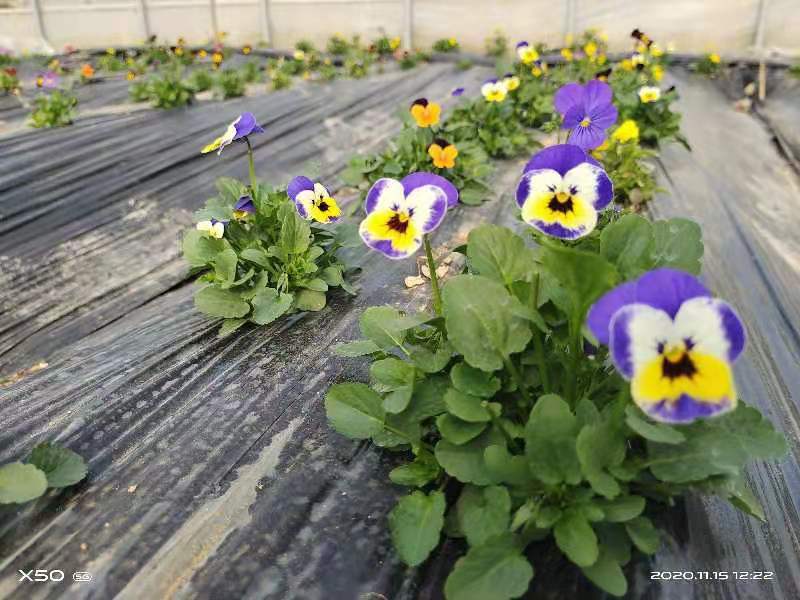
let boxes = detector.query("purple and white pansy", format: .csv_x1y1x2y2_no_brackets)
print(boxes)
588,268,746,423
232,194,255,219
201,112,265,155
287,176,342,224
554,80,618,150
359,172,457,259
515,144,613,240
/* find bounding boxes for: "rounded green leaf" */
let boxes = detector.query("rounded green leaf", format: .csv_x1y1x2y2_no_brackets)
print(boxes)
554,511,599,567
251,288,293,325
294,289,327,312
0,463,48,504
194,285,250,318
324,383,385,440
444,534,533,600
445,388,491,423
389,490,446,566
28,443,87,488
580,550,628,597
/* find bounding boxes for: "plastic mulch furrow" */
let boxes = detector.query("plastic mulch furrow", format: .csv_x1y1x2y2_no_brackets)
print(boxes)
0,63,492,376
758,70,800,169
0,69,799,600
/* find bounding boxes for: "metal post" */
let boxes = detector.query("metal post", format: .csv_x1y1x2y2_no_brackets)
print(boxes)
753,0,770,101
210,0,219,38
403,0,413,50
30,0,53,53
137,0,151,40
259,0,273,47
563,0,575,44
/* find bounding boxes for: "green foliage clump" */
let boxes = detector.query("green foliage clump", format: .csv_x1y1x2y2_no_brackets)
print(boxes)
185,68,214,93
485,29,509,58
131,62,194,109
0,67,19,94
433,38,460,53
213,67,247,99
29,90,77,128
446,97,534,159
326,221,786,599
0,442,87,504
184,178,357,336
327,34,354,55
239,60,262,83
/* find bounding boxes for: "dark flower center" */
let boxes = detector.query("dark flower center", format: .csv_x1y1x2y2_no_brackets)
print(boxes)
548,192,574,214
317,200,329,212
387,213,410,233
661,352,697,380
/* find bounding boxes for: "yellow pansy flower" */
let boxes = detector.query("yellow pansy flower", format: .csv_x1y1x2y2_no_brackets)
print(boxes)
612,120,640,143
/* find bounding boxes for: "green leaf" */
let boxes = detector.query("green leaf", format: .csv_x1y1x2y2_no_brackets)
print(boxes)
483,445,530,486
250,288,293,325
389,452,440,487
320,266,344,286
370,358,416,390
457,485,511,546
540,244,618,320
405,374,449,421
182,229,225,267
214,248,238,285
294,289,327,311
0,462,48,504
359,306,409,350
443,275,532,372
437,414,487,445
647,403,787,483
466,225,535,285
194,285,250,318
279,202,311,254
451,362,501,398
580,549,628,597
333,340,381,357
408,341,453,373
576,422,626,498
652,218,704,275
625,516,660,554
625,406,685,444
444,534,533,600
302,278,328,292
554,510,599,567
435,427,504,485
389,490,446,566
384,388,413,413
27,443,87,488
525,395,581,485
445,388,491,423
240,247,271,267
600,214,655,279
597,495,645,523
324,383,385,439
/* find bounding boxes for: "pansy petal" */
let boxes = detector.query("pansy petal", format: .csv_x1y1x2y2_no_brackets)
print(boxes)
365,178,406,214
562,163,613,209
313,182,330,199
405,185,448,233
554,82,584,116
402,172,459,209
287,175,315,201
674,297,746,363
523,144,592,176
589,102,618,129
233,112,264,139
638,392,735,424
234,195,255,213
582,79,613,110
516,168,561,208
294,189,315,218
567,124,607,150
609,303,673,379
562,105,584,129
588,269,712,345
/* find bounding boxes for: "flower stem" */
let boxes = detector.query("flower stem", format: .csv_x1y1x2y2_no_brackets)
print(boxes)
503,356,532,405
565,318,583,406
530,274,551,394
423,234,443,316
245,138,257,194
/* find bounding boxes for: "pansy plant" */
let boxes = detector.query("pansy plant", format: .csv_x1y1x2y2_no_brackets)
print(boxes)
554,80,618,150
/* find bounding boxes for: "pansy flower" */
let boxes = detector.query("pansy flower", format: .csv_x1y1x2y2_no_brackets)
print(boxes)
196,219,225,239
232,195,255,219
638,86,661,103
451,87,465,97
531,61,547,78
359,173,457,259
588,269,745,423
481,79,507,103
428,139,458,169
503,73,520,92
515,144,613,240
612,119,639,143
288,176,342,223
516,41,539,64
242,44,252,55
201,112,264,155
554,80,618,150
410,98,441,128
81,64,95,78
36,71,59,89
561,48,574,61
595,67,612,82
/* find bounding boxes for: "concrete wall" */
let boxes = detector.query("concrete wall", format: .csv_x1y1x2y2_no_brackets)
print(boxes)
1,0,798,56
